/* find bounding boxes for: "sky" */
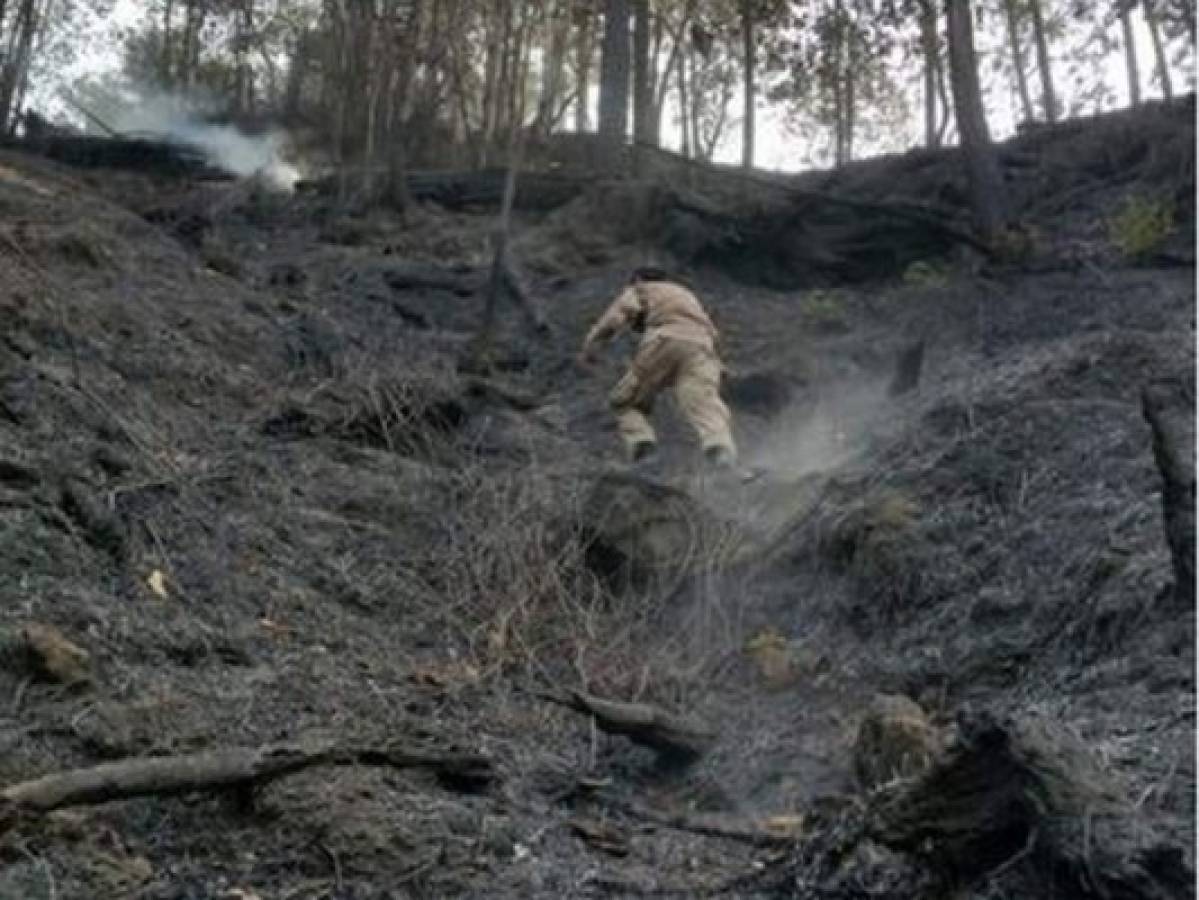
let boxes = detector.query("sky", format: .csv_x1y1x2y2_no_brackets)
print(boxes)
41,0,1192,174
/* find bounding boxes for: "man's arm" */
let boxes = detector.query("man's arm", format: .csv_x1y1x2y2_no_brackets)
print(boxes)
580,287,640,359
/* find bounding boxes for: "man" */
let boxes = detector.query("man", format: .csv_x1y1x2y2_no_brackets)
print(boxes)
578,267,737,468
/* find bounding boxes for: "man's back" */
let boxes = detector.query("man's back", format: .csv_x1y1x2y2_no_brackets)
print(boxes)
636,280,718,349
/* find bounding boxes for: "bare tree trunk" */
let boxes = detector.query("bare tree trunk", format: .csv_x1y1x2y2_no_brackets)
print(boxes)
283,28,307,120
686,38,701,161
1002,0,1035,122
574,4,594,132
1121,5,1142,106
946,0,1008,242
536,1,570,136
0,0,35,132
651,12,686,145
161,0,174,86
632,0,651,145
832,4,846,165
740,0,755,168
919,0,940,147
598,0,630,168
935,37,951,144
845,24,856,163
1142,0,1174,99
676,41,691,156
1027,0,1057,122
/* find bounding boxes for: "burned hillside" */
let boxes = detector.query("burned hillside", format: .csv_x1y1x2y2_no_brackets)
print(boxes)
0,95,1193,899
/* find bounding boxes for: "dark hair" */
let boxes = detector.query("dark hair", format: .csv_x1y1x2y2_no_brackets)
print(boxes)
630,265,672,284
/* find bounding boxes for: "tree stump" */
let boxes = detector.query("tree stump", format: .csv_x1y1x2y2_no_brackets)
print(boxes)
1141,377,1195,608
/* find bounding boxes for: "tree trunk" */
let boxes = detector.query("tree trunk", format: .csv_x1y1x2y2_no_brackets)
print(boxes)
161,0,174,86
632,0,651,144
741,0,755,168
676,42,691,156
574,5,594,132
1027,0,1057,122
283,29,306,120
0,0,35,133
687,40,702,161
1002,0,1035,123
946,0,1008,242
598,0,630,167
1142,0,1174,99
935,37,952,144
651,14,684,145
536,2,570,136
845,24,856,163
919,0,940,148
1121,5,1142,106
647,6,664,141
831,5,845,165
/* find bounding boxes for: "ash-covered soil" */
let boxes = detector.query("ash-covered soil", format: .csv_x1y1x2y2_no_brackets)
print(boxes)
0,98,1192,899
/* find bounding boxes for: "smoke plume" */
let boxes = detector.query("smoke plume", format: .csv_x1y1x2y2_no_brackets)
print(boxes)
104,91,301,190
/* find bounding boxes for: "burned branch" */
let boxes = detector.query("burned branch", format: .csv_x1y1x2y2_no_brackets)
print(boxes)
0,737,494,831
542,688,714,766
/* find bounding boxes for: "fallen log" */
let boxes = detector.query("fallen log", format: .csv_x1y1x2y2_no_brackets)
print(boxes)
298,168,593,211
1141,377,1195,608
382,262,478,296
871,712,1192,899
544,689,714,766
0,737,493,831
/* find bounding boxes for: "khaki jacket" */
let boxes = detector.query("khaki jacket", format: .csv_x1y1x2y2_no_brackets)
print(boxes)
582,281,718,355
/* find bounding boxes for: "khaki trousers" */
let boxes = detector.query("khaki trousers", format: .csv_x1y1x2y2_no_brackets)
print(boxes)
608,336,736,461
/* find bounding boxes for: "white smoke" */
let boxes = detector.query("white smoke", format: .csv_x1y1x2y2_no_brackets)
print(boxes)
102,91,302,190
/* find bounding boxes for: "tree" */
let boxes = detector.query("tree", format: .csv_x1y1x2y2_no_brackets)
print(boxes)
1120,1,1142,105
741,0,755,167
946,0,1008,241
1002,0,1035,122
572,2,597,131
1027,0,1057,121
916,0,949,147
632,0,652,144
0,0,39,133
598,0,630,164
1142,0,1174,98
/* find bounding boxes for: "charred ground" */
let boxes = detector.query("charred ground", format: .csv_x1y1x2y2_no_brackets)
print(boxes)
0,98,1193,899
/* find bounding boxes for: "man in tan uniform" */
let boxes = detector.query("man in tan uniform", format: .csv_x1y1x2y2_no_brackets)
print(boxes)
578,267,737,467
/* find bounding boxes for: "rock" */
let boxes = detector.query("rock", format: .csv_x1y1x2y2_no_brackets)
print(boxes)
852,694,940,790
580,473,733,587
724,371,795,418
22,622,91,685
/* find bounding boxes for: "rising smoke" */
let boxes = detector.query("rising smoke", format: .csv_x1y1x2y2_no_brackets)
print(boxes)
103,90,301,190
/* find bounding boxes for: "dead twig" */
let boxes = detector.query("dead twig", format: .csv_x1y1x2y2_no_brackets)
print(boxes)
538,688,713,765
588,792,791,848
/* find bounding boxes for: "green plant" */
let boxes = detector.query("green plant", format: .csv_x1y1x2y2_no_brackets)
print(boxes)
902,259,951,287
1107,195,1174,259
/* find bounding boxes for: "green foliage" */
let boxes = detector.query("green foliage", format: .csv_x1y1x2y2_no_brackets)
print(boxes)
1107,195,1175,259
901,259,951,287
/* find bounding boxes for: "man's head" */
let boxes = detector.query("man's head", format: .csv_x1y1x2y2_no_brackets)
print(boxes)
630,266,672,286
